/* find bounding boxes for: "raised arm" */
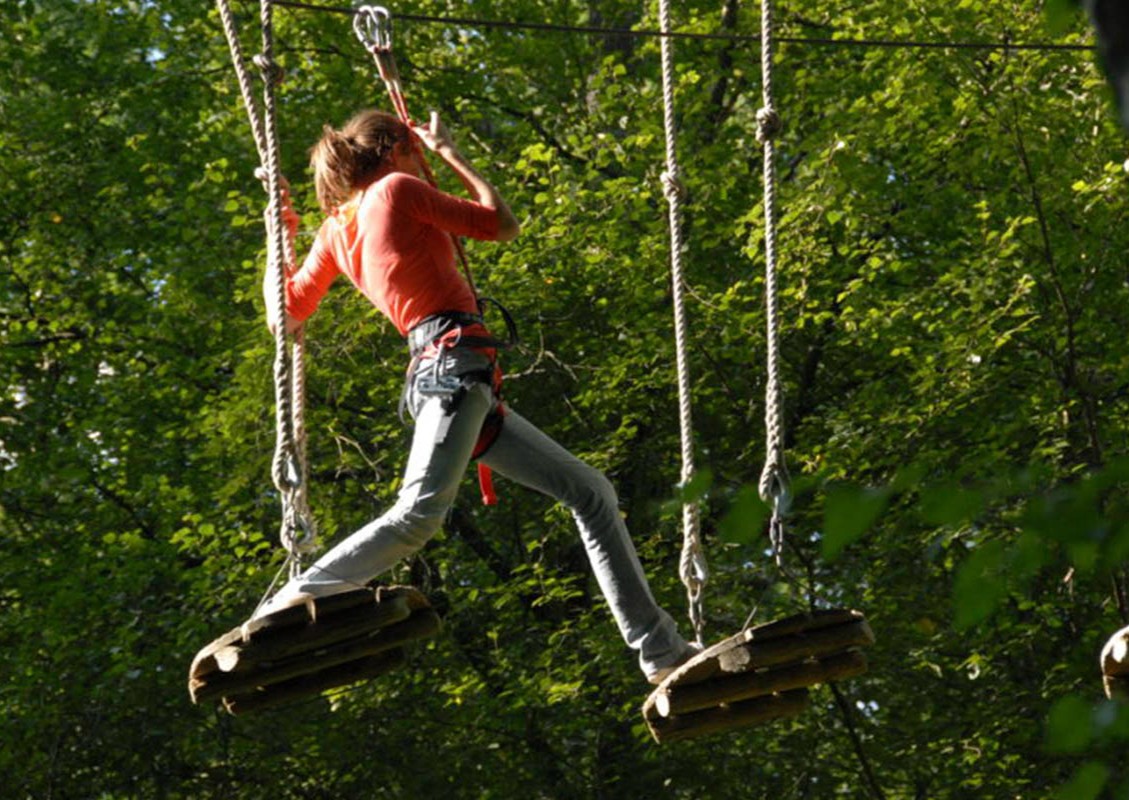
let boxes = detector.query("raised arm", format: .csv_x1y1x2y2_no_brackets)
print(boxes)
412,112,521,242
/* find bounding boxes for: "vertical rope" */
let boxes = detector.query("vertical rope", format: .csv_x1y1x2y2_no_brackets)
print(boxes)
215,0,316,574
754,0,791,563
657,0,707,645
257,0,316,573
215,0,268,161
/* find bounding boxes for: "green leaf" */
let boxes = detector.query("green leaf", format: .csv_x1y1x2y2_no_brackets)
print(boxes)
1045,695,1095,754
718,485,770,545
1043,0,1081,35
919,484,985,526
822,484,891,560
1054,762,1110,800
953,540,1007,629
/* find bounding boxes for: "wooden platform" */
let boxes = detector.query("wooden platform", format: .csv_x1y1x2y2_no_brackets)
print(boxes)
643,609,874,743
188,585,439,715
1101,624,1129,700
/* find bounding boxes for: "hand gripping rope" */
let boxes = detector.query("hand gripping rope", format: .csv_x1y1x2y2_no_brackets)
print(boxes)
215,0,317,579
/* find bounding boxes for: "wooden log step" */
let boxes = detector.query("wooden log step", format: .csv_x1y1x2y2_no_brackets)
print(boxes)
212,594,413,673
191,607,440,704
745,608,867,642
222,648,408,715
188,585,428,684
1101,625,1129,678
644,689,810,744
664,610,874,688
653,649,868,718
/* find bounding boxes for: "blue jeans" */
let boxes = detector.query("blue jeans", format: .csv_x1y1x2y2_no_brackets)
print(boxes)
262,347,692,679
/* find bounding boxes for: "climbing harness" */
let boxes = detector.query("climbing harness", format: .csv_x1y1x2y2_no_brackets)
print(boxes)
641,0,873,744
214,0,316,579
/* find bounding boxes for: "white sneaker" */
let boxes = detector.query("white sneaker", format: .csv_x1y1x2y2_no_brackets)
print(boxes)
248,589,316,623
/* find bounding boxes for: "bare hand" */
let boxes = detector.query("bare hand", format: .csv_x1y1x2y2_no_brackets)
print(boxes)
412,111,456,154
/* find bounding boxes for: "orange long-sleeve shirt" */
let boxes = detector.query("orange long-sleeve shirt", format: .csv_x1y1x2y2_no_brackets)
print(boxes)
285,172,500,335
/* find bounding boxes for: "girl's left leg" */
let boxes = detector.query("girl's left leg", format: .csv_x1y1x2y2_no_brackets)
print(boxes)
480,410,695,681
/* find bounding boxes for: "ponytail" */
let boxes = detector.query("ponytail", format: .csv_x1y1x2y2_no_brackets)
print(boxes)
310,110,409,213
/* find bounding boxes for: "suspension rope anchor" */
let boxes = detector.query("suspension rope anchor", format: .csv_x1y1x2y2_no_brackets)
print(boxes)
353,5,393,53
281,512,317,554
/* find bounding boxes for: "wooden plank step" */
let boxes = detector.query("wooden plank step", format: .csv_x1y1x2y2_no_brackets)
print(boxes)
644,689,810,744
653,649,868,718
664,610,874,688
223,649,408,715
190,607,440,704
188,585,437,709
188,585,427,683
1101,625,1129,678
212,594,413,673
640,609,874,742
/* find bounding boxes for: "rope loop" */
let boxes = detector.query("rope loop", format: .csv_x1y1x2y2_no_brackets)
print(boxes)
755,106,782,143
272,446,301,493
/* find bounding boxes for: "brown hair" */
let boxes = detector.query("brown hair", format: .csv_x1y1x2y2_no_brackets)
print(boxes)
309,109,409,213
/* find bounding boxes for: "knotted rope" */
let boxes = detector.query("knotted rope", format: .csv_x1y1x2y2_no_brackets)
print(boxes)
753,0,791,565
215,0,316,575
657,0,708,646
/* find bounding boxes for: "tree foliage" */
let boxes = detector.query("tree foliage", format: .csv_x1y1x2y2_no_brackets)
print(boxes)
3,0,1129,797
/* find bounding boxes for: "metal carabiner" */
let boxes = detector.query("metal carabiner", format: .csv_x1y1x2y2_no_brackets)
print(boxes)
353,5,393,53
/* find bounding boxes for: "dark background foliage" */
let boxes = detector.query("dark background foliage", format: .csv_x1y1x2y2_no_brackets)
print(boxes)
3,1,1129,797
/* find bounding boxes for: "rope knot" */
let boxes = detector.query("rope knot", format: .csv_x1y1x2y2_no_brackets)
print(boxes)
755,106,783,144
252,53,285,88
661,169,687,203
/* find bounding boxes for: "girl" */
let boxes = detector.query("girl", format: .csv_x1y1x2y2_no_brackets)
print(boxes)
258,108,695,684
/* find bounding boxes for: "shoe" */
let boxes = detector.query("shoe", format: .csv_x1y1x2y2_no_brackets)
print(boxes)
248,589,316,623
646,642,703,685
